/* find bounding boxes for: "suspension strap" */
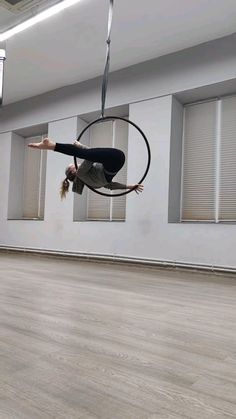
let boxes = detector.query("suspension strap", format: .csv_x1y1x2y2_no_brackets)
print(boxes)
101,0,114,118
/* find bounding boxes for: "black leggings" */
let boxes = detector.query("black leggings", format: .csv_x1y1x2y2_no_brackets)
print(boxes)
54,143,125,179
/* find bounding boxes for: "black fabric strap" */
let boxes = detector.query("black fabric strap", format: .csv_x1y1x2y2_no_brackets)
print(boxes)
101,0,114,117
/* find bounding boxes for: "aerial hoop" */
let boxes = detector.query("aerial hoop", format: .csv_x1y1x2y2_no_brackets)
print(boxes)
74,0,151,197
74,115,151,197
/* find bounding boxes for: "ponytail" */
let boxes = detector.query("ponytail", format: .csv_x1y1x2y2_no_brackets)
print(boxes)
60,178,70,200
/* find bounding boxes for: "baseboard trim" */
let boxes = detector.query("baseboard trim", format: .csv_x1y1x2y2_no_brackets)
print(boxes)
0,245,236,276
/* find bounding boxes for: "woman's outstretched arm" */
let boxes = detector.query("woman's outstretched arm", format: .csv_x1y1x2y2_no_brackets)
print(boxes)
105,183,144,194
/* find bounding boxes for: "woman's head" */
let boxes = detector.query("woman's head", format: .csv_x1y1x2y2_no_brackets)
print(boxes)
60,164,76,200
65,164,77,181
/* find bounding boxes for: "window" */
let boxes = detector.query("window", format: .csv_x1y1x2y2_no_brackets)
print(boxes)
181,95,236,222
8,133,47,220
73,118,128,222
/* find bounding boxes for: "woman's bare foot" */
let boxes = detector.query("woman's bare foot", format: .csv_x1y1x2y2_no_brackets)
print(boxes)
28,138,55,150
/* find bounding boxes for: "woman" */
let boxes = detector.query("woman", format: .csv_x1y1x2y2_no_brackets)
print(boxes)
28,138,144,199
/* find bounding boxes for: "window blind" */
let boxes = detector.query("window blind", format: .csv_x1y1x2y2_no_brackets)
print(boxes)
23,136,47,219
219,96,236,221
39,149,47,219
87,118,128,221
182,101,217,221
112,120,128,220
87,121,113,220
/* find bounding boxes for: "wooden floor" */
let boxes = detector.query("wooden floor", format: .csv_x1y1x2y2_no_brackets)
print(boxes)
0,253,236,419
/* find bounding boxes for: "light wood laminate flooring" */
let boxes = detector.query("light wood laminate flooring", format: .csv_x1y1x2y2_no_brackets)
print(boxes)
0,253,236,419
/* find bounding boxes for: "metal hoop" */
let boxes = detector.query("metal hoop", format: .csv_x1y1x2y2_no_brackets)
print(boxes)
74,115,151,197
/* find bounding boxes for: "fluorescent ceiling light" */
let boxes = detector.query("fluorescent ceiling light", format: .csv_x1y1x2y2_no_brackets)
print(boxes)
0,0,83,42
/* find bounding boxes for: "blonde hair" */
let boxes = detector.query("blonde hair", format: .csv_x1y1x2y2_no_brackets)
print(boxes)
60,165,76,200
60,178,70,200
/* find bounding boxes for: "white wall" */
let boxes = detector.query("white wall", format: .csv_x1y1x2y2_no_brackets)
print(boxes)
1,35,236,269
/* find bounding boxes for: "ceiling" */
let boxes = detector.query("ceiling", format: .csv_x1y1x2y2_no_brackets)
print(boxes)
0,0,62,33
2,0,236,105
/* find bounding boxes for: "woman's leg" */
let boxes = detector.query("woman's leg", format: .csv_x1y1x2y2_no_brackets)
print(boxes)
54,143,125,174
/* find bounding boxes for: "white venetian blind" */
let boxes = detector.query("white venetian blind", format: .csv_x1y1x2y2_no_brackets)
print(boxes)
39,149,47,219
23,136,47,219
87,119,128,221
87,121,113,220
182,101,217,221
112,120,128,220
219,96,236,221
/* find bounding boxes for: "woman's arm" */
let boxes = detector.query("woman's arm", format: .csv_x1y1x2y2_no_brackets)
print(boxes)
105,183,144,194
